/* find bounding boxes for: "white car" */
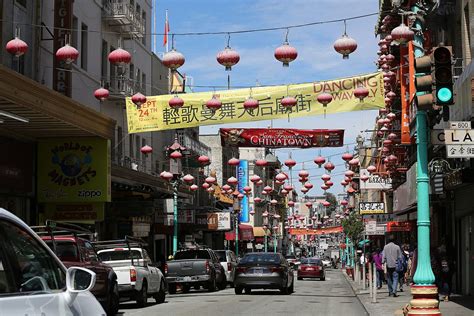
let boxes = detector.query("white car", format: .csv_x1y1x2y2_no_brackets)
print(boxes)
0,208,105,315
214,250,238,286
321,258,331,268
96,243,166,306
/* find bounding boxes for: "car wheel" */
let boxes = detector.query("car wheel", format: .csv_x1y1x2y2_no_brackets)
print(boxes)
154,280,166,304
105,280,119,316
234,286,243,295
168,284,177,294
219,275,227,290
208,277,216,292
136,281,148,307
245,287,251,294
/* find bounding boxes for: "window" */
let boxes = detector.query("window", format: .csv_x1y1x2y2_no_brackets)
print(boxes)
142,11,146,45
15,0,26,8
84,242,98,262
72,17,78,65
135,135,140,159
81,23,88,70
0,219,66,294
129,134,134,158
174,250,211,260
97,250,142,262
44,240,80,262
136,68,141,92
142,72,146,93
240,253,280,264
129,63,134,92
101,40,108,79
117,126,123,163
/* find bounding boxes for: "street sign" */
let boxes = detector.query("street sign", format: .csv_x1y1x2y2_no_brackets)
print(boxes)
359,169,392,190
449,121,471,129
359,202,385,215
365,221,377,234
446,144,474,158
431,129,474,145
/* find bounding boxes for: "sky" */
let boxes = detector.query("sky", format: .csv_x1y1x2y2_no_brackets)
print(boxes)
153,0,380,196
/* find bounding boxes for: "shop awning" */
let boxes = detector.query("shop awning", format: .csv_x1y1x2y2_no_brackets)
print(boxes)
225,224,254,241
0,65,115,140
253,226,270,237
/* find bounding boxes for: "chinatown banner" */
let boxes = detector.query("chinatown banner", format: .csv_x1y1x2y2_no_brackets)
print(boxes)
126,72,384,133
289,226,343,235
220,128,344,148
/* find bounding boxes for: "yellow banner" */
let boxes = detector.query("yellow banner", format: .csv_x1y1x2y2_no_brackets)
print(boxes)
126,72,384,133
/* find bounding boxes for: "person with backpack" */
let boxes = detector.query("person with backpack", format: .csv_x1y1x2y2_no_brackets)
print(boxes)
398,244,409,292
382,235,403,297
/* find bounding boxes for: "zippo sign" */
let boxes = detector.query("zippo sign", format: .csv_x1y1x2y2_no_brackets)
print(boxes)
359,169,392,190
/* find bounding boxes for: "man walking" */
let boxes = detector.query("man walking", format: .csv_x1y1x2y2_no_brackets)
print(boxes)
382,235,403,297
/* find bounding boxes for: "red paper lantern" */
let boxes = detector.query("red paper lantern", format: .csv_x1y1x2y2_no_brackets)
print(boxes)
264,186,273,192
202,182,210,189
321,184,329,191
108,47,131,66
324,162,335,172
243,186,252,193
170,150,183,160
321,174,331,182
216,46,240,71
205,176,216,184
131,93,147,107
244,97,259,110
6,37,28,57
387,112,396,121
354,85,369,101
255,159,267,167
162,48,185,70
360,174,369,182
56,44,79,64
288,201,295,207
340,200,348,206
334,33,358,59
275,173,287,181
160,171,173,181
222,184,231,191
298,169,309,178
284,159,296,168
189,184,199,191
317,92,333,106
227,177,238,185
325,180,334,187
305,202,313,208
391,22,414,44
342,152,353,162
274,42,298,67
281,96,297,108
169,96,184,109
304,182,313,189
206,96,222,111
322,201,331,207
94,87,110,102
198,155,210,166
254,197,262,203
314,156,326,167
250,174,261,183
140,145,153,155
228,157,240,166
283,184,293,191
348,158,360,167
183,174,195,183
345,170,355,177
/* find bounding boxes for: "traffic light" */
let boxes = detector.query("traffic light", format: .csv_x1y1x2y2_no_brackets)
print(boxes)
414,54,433,110
433,46,454,105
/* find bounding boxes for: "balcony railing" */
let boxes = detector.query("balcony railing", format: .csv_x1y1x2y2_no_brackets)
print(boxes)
103,0,144,37
176,131,211,157
107,76,137,97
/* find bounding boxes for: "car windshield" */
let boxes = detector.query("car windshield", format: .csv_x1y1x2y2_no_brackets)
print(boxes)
301,258,322,265
45,240,79,262
98,250,142,261
240,253,280,265
214,251,227,262
174,250,210,260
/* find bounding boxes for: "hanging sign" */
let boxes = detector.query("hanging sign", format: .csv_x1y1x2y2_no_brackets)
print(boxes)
238,160,249,223
386,221,414,232
220,128,344,148
359,202,385,215
126,72,385,133
288,226,343,235
359,169,392,190
53,0,72,96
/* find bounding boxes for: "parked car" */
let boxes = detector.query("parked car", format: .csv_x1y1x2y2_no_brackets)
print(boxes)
321,257,331,268
215,250,238,287
95,237,166,307
165,249,226,293
33,222,119,315
285,254,300,267
297,258,326,281
0,208,105,315
234,252,294,295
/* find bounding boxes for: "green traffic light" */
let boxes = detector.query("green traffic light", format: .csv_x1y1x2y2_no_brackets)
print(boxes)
437,87,453,103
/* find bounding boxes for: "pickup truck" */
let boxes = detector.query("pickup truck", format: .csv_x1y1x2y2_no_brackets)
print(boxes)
33,222,119,316
95,237,166,307
165,249,226,294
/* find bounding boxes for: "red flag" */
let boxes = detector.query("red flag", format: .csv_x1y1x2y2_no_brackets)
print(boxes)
163,11,169,47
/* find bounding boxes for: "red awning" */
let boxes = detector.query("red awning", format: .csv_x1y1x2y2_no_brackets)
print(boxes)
225,224,254,241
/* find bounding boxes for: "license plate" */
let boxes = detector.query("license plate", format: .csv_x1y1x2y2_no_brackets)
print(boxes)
179,276,191,282
306,267,314,271
254,268,263,276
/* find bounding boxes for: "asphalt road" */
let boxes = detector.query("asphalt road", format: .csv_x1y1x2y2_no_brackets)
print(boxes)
118,269,368,316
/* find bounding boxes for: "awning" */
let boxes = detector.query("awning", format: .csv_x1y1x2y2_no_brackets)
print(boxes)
225,224,254,241
253,226,270,237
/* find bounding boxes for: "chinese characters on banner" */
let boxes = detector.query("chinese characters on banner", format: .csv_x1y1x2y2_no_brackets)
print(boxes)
288,226,343,235
126,72,385,133
220,128,345,148
359,202,386,215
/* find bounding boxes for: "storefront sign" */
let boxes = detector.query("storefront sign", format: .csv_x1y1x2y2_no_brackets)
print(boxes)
238,160,249,223
53,0,72,96
393,163,417,213
220,128,344,148
132,216,151,238
359,169,392,190
37,138,111,203
289,226,343,235
386,221,414,232
126,72,384,133
196,212,231,231
365,220,385,235
157,209,194,225
43,203,105,224
359,202,385,214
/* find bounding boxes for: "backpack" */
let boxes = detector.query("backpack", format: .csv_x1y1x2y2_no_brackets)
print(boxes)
396,255,407,273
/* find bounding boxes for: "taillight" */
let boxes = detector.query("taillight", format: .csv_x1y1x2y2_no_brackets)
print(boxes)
227,262,232,271
271,266,283,273
164,263,168,275
236,267,247,273
205,260,210,274
130,268,137,282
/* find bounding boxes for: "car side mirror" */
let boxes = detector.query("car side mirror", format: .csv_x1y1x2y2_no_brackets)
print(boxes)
65,267,96,305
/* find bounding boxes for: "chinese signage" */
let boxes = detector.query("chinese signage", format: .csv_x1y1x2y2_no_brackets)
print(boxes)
53,0,72,96
220,128,344,148
365,220,386,235
196,212,231,231
158,209,194,225
238,160,249,223
446,145,474,158
126,72,385,133
386,221,414,232
359,169,392,190
37,138,111,203
43,203,105,224
288,226,343,235
359,202,385,215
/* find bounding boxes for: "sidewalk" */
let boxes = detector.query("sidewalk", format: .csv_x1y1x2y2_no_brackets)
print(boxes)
342,270,474,316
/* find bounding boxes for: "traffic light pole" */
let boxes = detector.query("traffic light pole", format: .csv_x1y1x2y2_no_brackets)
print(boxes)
408,4,440,316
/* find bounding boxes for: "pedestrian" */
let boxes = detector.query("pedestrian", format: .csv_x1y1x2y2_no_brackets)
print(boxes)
372,248,384,289
398,244,409,292
382,234,403,297
438,257,452,301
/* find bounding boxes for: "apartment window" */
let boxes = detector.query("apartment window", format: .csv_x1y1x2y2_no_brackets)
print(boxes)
72,17,78,65
142,11,146,45
101,40,108,79
135,136,140,159
129,134,134,158
81,23,88,70
117,126,123,163
136,68,141,92
142,73,146,93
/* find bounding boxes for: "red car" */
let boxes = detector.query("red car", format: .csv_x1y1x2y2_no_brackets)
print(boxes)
297,258,325,281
